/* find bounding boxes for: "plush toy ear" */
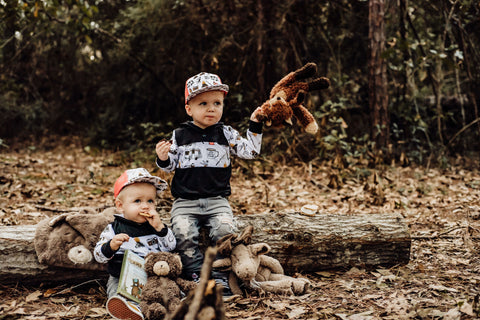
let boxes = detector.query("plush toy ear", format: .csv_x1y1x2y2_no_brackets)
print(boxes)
216,233,236,255
173,253,182,267
250,243,271,256
233,225,254,246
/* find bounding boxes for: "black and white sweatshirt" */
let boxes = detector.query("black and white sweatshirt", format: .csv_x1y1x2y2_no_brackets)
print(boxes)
156,121,262,200
94,214,176,277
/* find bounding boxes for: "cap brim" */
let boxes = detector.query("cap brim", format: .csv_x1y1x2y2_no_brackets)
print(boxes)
123,176,168,196
186,84,229,103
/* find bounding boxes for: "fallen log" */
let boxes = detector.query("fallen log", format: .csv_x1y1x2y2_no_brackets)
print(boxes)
0,212,410,285
236,212,411,273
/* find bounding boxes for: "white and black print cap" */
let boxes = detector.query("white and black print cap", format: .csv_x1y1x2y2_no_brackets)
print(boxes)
184,72,229,103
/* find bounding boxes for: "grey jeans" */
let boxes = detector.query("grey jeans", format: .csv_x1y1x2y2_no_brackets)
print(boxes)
106,275,119,298
170,196,236,277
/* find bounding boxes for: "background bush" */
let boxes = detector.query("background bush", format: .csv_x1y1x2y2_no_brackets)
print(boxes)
1,0,479,165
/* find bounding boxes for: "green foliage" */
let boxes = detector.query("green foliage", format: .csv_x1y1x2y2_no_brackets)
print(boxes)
384,0,480,160
1,0,479,167
314,98,376,165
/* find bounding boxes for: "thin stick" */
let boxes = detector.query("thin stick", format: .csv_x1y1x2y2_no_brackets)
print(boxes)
184,247,217,320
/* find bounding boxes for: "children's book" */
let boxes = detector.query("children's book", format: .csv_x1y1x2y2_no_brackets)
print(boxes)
117,250,147,303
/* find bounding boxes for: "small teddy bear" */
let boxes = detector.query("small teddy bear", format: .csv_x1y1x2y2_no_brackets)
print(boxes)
256,62,330,134
213,225,311,296
140,252,197,320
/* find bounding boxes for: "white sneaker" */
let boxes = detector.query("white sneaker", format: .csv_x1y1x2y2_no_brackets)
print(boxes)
106,296,144,320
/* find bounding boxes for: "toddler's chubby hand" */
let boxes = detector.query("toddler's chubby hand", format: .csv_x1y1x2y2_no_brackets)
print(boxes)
110,233,129,251
156,139,172,161
143,209,165,232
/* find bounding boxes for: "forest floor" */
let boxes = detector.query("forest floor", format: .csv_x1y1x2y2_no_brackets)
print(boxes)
1,136,480,320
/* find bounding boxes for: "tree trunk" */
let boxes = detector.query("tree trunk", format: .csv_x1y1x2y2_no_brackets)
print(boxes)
369,0,390,150
0,212,410,285
255,0,266,98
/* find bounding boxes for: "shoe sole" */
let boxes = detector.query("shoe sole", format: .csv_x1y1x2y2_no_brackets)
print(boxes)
107,297,143,320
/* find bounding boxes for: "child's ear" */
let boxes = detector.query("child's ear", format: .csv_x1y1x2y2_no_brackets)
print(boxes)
185,104,193,117
115,198,124,213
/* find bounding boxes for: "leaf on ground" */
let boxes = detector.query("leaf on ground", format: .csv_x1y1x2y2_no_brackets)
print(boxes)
286,306,306,319
458,300,474,316
88,307,108,317
25,290,42,302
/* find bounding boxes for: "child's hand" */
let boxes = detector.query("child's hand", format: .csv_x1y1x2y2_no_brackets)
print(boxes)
110,233,129,251
144,209,165,232
250,107,264,122
156,140,172,161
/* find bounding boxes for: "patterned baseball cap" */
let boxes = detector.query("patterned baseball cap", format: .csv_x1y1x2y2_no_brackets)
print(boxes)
184,72,229,103
114,168,167,199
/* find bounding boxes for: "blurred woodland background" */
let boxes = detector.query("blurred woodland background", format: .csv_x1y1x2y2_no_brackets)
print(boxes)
1,0,479,167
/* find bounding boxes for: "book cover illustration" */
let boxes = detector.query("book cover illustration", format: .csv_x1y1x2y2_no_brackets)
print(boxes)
117,250,147,303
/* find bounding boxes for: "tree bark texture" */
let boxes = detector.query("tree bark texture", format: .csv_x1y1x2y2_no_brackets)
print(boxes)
369,0,390,149
236,212,410,273
0,212,410,285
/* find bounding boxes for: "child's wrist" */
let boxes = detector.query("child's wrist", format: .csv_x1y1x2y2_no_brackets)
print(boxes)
156,224,168,236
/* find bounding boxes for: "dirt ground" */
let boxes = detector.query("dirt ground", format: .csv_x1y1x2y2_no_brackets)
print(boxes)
1,137,480,319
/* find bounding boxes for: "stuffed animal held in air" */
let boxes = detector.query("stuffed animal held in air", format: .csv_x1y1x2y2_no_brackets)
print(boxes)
256,62,330,134
140,252,197,320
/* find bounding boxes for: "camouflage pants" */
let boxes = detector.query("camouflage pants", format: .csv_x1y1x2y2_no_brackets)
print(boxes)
170,196,237,279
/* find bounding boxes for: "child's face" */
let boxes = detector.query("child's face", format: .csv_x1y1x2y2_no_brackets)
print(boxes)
185,90,224,129
115,182,157,223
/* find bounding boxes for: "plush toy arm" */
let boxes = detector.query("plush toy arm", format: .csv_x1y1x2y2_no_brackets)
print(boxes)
48,213,70,227
212,257,232,271
255,266,272,282
308,77,330,91
228,272,243,296
259,255,284,275
176,278,197,294
54,207,98,226
293,62,317,80
292,104,319,134
267,274,312,295
271,63,317,97
257,279,294,295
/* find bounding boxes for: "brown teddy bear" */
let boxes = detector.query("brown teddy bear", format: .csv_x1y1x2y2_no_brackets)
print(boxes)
140,251,197,320
256,62,330,134
213,226,311,296
34,207,115,270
